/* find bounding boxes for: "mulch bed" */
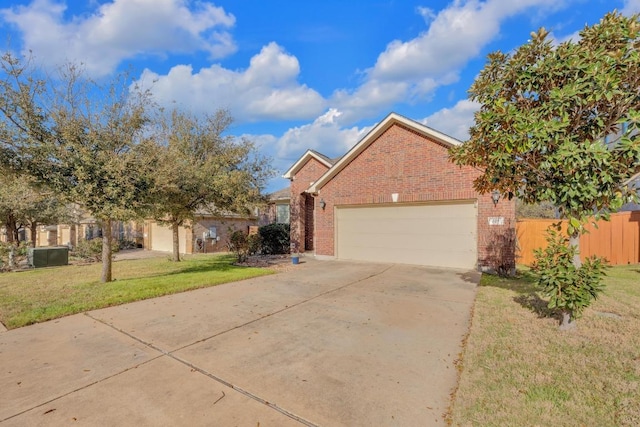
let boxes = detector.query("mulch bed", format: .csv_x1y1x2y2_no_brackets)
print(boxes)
235,254,297,272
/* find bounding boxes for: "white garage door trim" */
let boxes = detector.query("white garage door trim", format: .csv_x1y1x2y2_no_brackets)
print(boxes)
335,201,477,269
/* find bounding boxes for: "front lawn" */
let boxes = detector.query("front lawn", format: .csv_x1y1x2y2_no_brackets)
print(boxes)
448,265,640,426
0,254,272,329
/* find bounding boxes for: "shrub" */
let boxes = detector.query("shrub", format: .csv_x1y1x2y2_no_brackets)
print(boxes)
248,233,262,256
259,223,290,255
72,238,121,261
227,230,251,262
0,241,29,271
531,227,607,326
116,239,138,250
483,227,517,277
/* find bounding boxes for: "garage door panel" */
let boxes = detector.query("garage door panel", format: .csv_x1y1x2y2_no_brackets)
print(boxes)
151,223,187,253
336,203,477,269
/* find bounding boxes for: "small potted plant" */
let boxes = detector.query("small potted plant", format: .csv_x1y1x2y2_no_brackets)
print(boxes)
290,243,300,265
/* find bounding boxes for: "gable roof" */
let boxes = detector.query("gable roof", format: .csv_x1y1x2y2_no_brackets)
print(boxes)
282,149,335,179
268,187,291,201
308,112,462,193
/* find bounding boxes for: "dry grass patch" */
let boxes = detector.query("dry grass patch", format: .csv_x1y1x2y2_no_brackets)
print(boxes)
448,266,640,427
0,253,272,329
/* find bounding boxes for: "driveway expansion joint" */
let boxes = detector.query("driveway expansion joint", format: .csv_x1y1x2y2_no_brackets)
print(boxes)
0,354,165,424
81,266,394,427
172,263,394,354
84,312,318,426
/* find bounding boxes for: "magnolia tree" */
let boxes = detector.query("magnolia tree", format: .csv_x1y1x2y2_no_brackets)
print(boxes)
451,12,640,329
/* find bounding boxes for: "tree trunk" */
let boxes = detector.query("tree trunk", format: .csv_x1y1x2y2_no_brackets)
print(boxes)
171,221,181,262
559,311,575,330
6,213,17,243
101,219,113,283
569,232,582,268
30,222,37,247
560,231,581,330
8,244,15,269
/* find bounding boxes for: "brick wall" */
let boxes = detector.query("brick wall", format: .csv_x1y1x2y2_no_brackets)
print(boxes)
311,123,515,269
190,217,257,254
289,158,330,253
304,193,315,250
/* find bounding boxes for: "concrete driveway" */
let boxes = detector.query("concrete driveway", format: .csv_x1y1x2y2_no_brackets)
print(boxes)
0,259,479,426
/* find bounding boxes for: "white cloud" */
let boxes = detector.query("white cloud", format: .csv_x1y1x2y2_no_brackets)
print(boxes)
373,0,563,81
623,0,640,14
137,42,326,121
332,80,410,123
275,108,370,159
416,6,437,22
331,0,563,122
551,28,582,44
420,99,480,141
0,0,236,76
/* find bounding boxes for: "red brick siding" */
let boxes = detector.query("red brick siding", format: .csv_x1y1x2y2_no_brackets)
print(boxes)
289,157,330,253
304,193,315,250
191,217,257,253
310,123,515,269
258,204,276,226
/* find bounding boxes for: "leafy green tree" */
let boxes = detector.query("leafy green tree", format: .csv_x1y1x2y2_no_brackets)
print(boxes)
451,12,640,328
0,54,159,282
151,109,272,262
0,171,70,246
0,168,65,240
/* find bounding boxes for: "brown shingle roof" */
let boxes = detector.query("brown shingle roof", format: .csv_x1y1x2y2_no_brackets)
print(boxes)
268,187,290,201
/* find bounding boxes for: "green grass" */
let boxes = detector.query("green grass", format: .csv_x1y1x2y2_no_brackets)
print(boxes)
0,254,273,329
448,265,640,426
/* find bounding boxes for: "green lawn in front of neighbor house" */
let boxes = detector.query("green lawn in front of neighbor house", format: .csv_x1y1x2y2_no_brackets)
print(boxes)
447,265,640,427
0,253,273,329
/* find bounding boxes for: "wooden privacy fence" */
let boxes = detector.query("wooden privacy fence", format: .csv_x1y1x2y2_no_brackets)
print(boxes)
516,211,640,266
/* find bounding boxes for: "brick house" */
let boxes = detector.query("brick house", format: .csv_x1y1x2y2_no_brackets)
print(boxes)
283,112,515,270
259,187,292,226
144,212,257,255
283,150,336,253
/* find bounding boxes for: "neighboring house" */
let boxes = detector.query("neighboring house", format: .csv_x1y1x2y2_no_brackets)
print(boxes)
1,206,143,249
144,211,257,254
283,112,516,271
35,210,143,249
619,171,640,211
605,123,640,211
259,187,291,226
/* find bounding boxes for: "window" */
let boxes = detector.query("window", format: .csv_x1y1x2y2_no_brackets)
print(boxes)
276,204,290,224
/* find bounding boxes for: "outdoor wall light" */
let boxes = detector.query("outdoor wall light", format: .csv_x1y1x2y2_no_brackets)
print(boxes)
491,190,500,207
319,199,326,210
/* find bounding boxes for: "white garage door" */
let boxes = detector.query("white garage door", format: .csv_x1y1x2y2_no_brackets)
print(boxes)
150,222,187,253
335,202,477,269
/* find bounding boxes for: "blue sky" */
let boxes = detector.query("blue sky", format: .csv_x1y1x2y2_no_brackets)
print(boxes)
1,0,638,192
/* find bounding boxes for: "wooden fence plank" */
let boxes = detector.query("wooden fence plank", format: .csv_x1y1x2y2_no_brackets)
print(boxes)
516,211,640,266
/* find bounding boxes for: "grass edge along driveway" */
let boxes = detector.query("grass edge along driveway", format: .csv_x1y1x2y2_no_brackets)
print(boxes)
448,265,640,427
0,254,273,329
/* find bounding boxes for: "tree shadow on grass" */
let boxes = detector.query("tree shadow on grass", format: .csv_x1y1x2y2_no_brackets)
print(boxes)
115,255,243,282
163,255,241,276
481,270,561,322
513,293,561,322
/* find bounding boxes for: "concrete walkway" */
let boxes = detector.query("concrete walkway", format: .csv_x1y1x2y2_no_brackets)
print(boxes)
0,259,479,426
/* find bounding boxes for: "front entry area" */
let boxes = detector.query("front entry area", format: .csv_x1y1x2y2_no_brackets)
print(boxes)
335,201,478,269
304,193,314,251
